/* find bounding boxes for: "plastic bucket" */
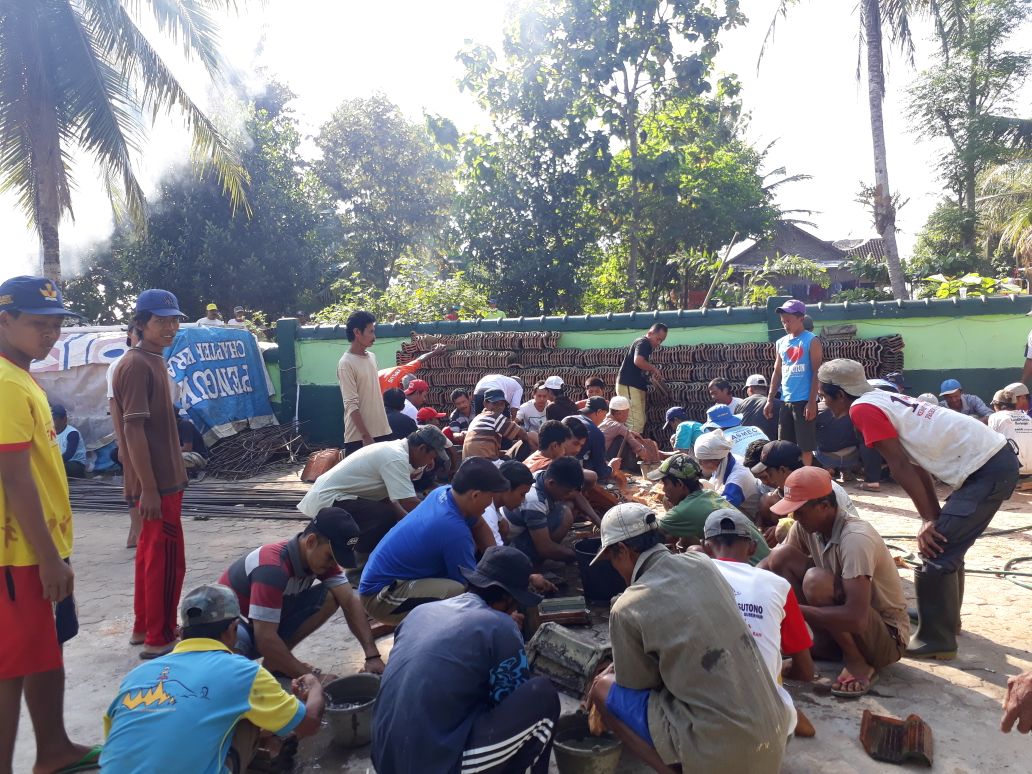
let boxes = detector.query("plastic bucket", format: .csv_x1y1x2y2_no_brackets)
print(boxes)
323,673,380,748
552,712,622,774
574,538,627,604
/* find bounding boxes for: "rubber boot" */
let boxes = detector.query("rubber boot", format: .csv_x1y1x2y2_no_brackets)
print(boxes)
905,569,959,660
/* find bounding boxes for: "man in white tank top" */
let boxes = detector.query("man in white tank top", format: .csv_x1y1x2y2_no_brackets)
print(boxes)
817,359,1019,661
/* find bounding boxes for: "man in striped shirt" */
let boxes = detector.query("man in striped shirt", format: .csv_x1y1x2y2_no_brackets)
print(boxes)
462,389,535,461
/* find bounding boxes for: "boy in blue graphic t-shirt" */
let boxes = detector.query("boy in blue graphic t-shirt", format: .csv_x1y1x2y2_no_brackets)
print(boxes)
765,300,823,466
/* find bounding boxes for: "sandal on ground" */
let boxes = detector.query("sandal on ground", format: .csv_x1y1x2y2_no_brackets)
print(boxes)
52,745,102,773
139,644,175,660
128,633,145,646
858,482,881,492
831,671,878,698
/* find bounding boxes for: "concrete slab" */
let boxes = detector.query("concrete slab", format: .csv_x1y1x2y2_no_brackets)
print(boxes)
13,481,1032,772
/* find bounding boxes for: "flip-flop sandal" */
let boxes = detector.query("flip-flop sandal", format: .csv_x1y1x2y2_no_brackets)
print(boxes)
53,745,102,773
831,672,878,698
128,633,145,646
139,644,174,660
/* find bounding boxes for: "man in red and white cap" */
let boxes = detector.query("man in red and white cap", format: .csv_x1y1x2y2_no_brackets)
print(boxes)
764,466,907,697
818,357,1018,661
403,378,431,420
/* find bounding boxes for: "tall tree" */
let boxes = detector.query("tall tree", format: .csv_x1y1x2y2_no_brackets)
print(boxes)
314,95,454,290
66,83,335,321
765,0,918,299
908,0,1031,253
0,0,248,282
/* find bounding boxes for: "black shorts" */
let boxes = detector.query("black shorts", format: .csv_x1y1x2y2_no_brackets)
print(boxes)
779,401,817,452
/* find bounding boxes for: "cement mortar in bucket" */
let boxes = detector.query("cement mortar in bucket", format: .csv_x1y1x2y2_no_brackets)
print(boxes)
323,673,380,748
552,712,622,774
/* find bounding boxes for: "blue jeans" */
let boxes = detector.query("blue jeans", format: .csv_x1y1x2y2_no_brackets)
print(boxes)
235,584,328,659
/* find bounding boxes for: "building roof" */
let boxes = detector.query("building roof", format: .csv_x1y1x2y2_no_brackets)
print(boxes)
731,222,884,270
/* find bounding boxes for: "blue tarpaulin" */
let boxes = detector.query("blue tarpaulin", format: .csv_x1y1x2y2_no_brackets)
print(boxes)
165,327,277,445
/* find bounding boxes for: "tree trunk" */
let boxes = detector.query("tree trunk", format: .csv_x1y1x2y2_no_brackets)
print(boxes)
864,0,907,300
624,101,641,311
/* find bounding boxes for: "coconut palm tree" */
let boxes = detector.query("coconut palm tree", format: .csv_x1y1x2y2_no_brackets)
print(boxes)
0,0,248,282
763,0,924,299
980,157,1032,262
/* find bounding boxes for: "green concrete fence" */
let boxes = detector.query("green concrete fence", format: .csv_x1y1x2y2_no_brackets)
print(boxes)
274,296,1032,445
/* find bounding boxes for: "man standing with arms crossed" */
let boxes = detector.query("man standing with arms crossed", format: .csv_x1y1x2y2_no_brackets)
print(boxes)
615,323,667,434
338,311,392,456
0,276,99,774
766,299,823,466
112,289,190,659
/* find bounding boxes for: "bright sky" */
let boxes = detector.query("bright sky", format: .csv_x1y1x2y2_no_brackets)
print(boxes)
2,0,1019,279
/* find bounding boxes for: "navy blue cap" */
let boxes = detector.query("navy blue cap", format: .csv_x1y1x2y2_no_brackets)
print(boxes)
134,289,184,317
664,406,690,431
0,276,83,318
483,388,506,403
50,403,67,417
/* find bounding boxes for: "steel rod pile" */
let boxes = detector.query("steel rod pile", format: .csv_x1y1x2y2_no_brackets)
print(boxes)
204,422,311,480
70,470,311,520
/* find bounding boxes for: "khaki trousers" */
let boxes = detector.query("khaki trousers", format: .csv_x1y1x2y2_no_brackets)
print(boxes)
361,578,465,624
615,383,647,433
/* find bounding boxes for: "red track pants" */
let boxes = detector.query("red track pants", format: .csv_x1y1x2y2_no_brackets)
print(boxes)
132,491,186,646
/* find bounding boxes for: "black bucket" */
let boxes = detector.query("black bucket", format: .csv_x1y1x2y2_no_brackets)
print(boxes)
574,538,627,604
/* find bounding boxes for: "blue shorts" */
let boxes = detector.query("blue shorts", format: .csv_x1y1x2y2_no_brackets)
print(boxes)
605,683,653,746
236,584,328,659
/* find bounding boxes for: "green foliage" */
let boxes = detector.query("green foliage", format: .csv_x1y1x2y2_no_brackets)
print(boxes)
908,0,1032,250
908,198,1011,278
315,95,455,290
581,251,631,314
831,287,894,302
915,272,1022,299
312,256,489,324
65,83,336,321
714,255,828,307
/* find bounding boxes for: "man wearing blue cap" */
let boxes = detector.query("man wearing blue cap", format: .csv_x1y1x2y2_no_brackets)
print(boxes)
938,378,991,423
0,276,101,774
111,289,190,659
766,299,823,465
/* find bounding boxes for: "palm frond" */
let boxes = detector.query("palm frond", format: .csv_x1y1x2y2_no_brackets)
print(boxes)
135,0,226,78
757,0,800,72
84,0,250,214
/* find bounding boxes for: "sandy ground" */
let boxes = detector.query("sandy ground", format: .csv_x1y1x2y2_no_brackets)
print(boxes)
12,478,1032,773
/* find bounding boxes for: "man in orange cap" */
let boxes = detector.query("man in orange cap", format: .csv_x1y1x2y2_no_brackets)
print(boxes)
763,466,908,697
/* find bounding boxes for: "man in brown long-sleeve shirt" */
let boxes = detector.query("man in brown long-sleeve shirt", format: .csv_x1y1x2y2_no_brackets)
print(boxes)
337,311,392,456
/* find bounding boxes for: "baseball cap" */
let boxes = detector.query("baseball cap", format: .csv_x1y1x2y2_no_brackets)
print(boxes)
416,406,447,422
135,288,184,317
663,406,690,430
776,299,806,315
817,359,875,397
745,374,768,387
410,424,454,461
993,388,1016,405
205,303,218,311
609,395,631,411
703,509,758,542
646,453,703,482
0,276,83,318
751,440,802,475
581,396,608,414
460,546,542,607
405,378,430,395
885,372,905,389
50,403,68,417
543,375,564,390
233,306,245,314
770,467,834,516
180,583,241,628
704,404,742,430
482,387,507,403
310,507,361,567
938,378,962,396
916,392,939,404
1005,382,1030,397
488,298,498,304
591,503,660,565
868,378,899,393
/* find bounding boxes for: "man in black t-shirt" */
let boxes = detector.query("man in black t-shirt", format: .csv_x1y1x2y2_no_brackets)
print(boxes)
615,323,668,433
384,388,419,440
736,374,781,439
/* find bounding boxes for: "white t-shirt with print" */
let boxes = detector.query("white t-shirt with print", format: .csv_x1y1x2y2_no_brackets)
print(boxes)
988,409,1032,475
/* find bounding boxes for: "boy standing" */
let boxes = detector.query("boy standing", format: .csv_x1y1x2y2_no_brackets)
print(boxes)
338,311,392,455
766,300,823,465
0,276,99,773
111,289,190,658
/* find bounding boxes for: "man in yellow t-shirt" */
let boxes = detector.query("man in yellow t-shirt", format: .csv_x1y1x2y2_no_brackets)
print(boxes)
0,275,100,773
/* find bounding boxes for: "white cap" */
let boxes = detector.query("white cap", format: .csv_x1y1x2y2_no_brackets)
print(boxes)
590,503,659,565
1005,382,1030,397
745,374,768,387
916,392,939,404
609,395,631,411
543,376,564,390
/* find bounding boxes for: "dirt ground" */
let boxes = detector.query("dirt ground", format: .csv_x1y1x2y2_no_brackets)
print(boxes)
12,478,1032,773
